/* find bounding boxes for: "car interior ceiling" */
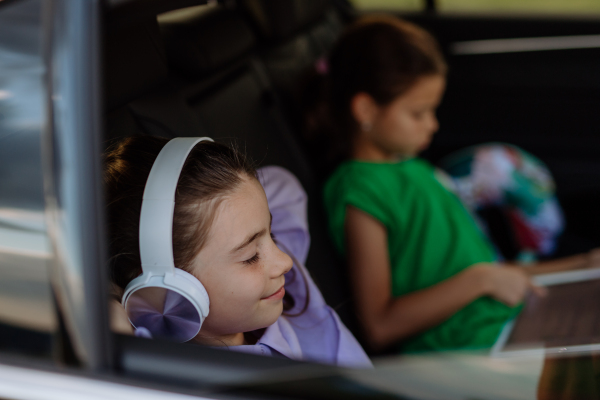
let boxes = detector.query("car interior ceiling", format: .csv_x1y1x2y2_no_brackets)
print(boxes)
104,0,600,354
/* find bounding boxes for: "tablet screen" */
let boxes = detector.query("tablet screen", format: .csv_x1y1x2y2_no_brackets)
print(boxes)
504,279,600,351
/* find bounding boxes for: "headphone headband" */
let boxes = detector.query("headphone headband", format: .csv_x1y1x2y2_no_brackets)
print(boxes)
139,137,213,275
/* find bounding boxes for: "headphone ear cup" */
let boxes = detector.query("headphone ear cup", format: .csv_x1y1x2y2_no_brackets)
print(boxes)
172,269,210,314
123,270,210,343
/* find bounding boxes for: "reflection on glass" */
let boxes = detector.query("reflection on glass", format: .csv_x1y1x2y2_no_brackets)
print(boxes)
370,351,543,398
438,0,600,15
126,287,201,342
538,353,600,400
350,0,421,11
0,0,55,358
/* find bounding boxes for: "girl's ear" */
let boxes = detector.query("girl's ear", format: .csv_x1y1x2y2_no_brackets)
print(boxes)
351,92,379,127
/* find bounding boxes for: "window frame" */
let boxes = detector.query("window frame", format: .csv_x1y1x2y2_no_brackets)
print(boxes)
42,0,113,370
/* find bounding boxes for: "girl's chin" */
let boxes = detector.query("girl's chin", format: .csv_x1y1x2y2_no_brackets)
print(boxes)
249,304,284,331
200,303,284,339
418,139,432,152
267,303,285,321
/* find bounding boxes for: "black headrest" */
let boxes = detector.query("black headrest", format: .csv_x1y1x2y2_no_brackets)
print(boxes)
241,0,331,42
104,19,169,111
159,6,256,77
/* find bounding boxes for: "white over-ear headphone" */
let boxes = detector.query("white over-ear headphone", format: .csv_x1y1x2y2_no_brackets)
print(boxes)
122,137,213,342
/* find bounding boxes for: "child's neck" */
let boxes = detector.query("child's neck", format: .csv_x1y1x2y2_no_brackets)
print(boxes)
352,137,408,162
193,331,246,347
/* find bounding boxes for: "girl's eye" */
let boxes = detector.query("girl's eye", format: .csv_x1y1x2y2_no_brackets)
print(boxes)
243,253,260,265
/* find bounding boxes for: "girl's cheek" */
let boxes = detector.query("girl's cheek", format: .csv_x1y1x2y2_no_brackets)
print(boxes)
237,265,267,296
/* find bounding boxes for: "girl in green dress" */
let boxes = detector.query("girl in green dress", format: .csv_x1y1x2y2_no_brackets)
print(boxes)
305,15,599,353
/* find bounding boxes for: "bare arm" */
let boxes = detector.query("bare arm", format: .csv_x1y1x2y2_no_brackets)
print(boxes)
109,283,134,335
110,299,134,335
345,206,539,350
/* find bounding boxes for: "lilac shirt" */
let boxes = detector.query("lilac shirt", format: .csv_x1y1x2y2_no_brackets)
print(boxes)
133,166,372,367
225,166,372,368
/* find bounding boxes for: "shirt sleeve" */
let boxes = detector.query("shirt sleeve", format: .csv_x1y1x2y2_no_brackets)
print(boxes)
324,166,394,255
258,166,310,265
258,166,372,368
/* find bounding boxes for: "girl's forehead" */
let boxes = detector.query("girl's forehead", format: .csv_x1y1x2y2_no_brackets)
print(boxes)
406,75,445,96
389,75,446,107
209,179,269,239
192,178,269,268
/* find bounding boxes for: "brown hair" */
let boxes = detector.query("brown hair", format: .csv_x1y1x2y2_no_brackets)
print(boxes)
104,136,257,291
303,15,447,171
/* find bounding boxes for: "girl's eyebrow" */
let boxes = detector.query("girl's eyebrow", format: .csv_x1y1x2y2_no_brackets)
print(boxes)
229,213,273,254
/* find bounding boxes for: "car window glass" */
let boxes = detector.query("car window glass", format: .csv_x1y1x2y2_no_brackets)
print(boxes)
101,1,600,398
0,0,56,359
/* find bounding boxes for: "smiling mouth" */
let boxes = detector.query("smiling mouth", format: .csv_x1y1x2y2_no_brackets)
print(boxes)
262,285,285,300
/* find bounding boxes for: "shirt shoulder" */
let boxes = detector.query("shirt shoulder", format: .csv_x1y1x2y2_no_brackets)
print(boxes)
323,162,400,254
325,162,396,205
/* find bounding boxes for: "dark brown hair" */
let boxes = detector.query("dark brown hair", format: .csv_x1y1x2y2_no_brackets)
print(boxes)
105,136,257,291
303,15,447,171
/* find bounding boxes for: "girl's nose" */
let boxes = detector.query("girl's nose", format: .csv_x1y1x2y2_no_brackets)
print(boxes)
272,245,293,278
429,113,439,134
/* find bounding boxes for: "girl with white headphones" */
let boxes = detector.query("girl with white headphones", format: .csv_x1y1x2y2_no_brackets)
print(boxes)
104,136,371,368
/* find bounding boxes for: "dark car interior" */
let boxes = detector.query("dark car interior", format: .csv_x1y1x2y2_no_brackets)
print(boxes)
103,0,600,354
